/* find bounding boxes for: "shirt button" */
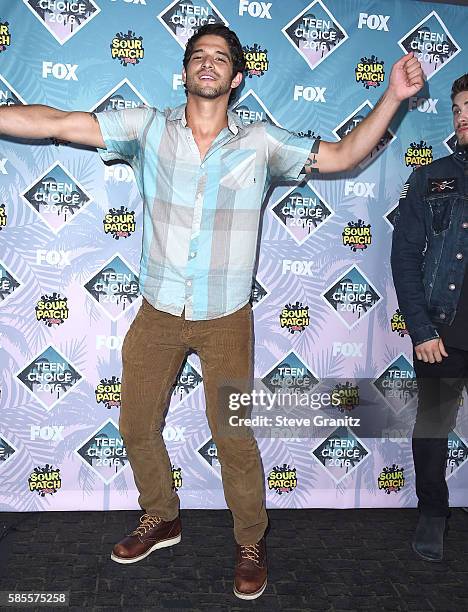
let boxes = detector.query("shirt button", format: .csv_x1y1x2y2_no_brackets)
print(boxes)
186,280,192,287
463,222,468,229
190,252,196,258
440,312,446,319
449,283,456,290
456,253,463,260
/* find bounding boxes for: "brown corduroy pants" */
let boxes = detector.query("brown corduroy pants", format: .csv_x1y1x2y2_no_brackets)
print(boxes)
119,298,268,545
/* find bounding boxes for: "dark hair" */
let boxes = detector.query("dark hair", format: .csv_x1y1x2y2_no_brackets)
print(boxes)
451,74,468,102
183,23,246,78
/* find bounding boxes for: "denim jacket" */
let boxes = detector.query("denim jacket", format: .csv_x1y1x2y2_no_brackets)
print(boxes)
391,144,468,347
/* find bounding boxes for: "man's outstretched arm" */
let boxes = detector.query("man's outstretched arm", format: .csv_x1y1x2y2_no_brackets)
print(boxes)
0,105,105,149
302,52,424,174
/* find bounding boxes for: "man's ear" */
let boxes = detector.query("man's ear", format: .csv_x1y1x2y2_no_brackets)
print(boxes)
182,68,186,84
231,71,243,90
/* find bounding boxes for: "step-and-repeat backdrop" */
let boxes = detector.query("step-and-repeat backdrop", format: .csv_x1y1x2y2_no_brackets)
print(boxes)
1,0,467,512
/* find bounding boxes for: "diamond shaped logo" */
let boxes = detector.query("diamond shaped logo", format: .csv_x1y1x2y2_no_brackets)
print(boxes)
170,358,203,406
333,101,395,169
270,182,333,245
196,437,221,479
0,259,21,304
384,203,399,230
90,78,150,113
251,277,269,309
84,253,140,320
0,74,27,106
322,265,381,329
75,419,129,484
0,434,17,468
21,162,92,233
231,89,281,127
398,11,461,81
282,0,348,71
158,0,227,49
373,354,418,414
22,0,100,45
262,351,319,394
16,345,83,411
446,430,468,480
443,132,457,155
311,426,370,483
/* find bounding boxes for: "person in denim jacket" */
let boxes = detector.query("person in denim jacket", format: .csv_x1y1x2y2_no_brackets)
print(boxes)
392,73,468,562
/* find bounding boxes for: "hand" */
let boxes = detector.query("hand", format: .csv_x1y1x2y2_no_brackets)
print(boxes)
414,338,448,364
387,52,425,102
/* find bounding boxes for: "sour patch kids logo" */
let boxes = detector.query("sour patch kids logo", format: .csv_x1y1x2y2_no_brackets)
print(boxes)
267,464,297,495
28,464,61,496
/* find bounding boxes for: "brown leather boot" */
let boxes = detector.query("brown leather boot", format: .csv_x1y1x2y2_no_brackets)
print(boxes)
233,537,267,600
111,514,181,564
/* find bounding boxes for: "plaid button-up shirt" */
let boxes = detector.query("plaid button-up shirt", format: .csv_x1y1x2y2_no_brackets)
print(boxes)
97,104,314,320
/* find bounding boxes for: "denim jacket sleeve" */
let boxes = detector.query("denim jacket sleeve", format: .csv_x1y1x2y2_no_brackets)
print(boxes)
390,168,440,347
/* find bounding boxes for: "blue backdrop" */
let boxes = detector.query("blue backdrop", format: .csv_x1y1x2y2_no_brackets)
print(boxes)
0,0,467,512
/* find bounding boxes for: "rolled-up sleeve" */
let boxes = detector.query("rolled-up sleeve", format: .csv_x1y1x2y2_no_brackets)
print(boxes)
95,106,154,165
265,123,317,180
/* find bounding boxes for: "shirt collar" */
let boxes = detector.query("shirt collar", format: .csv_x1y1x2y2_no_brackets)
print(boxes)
454,141,468,163
167,103,245,135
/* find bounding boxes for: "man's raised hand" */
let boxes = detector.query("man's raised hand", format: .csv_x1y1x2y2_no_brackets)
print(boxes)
387,52,425,102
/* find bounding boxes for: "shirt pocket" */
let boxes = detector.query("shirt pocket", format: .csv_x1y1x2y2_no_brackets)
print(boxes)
219,149,257,191
426,195,454,235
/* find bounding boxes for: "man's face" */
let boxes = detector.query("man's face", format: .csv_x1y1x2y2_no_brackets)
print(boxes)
453,90,468,146
183,34,242,100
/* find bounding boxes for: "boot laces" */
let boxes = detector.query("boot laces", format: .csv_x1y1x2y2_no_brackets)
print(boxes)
240,543,260,563
131,514,162,536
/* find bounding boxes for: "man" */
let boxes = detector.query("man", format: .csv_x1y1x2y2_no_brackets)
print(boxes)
392,74,468,563
0,24,423,599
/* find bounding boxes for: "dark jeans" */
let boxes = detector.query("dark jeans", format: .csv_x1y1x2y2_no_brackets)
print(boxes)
413,347,468,517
